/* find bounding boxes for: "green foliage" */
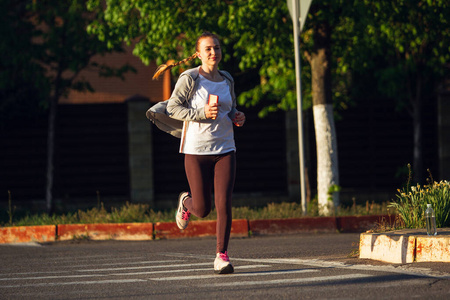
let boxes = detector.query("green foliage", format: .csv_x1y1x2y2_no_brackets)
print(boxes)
86,0,385,119
86,0,449,122
233,202,304,220
10,202,171,226
86,0,300,115
307,196,389,217
349,1,450,182
3,201,391,227
362,0,450,106
389,172,450,229
4,1,448,121
327,184,342,202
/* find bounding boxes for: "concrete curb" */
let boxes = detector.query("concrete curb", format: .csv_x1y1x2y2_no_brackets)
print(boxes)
359,228,450,263
336,215,388,233
416,234,450,262
249,217,337,235
0,225,56,244
4,216,447,264
57,223,154,241
1,215,388,244
154,219,248,239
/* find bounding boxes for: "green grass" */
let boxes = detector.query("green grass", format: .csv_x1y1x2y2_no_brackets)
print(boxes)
1,200,390,227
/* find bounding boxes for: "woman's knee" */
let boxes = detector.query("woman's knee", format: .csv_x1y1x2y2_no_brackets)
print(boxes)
198,204,212,218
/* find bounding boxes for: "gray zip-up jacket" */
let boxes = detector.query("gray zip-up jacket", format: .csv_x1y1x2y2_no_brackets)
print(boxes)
146,66,237,138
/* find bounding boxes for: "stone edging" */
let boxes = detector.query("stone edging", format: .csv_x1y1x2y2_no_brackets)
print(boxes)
0,215,388,244
359,228,450,263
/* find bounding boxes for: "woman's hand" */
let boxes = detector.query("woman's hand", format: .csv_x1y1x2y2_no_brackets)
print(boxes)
233,111,246,127
205,103,220,119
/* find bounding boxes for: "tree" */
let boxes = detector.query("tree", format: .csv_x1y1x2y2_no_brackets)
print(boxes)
362,0,450,183
303,1,340,215
6,0,134,213
300,0,450,212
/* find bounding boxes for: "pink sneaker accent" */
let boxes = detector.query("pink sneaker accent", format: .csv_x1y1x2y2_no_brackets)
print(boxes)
218,251,230,262
181,210,191,221
176,192,191,230
214,251,234,274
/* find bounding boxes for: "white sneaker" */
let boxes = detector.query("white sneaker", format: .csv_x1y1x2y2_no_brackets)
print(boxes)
214,251,234,274
176,192,191,230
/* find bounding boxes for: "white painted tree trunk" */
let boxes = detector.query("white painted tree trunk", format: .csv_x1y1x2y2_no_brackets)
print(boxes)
313,103,339,215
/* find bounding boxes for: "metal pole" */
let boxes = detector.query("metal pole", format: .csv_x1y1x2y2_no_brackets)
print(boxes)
292,0,307,215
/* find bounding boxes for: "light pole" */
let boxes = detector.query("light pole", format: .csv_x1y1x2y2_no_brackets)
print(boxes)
287,0,312,215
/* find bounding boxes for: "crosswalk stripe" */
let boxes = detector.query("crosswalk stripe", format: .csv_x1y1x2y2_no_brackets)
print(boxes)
149,268,318,281
0,274,108,281
249,258,450,279
80,262,212,272
1,265,270,282
0,273,373,289
75,260,182,268
0,279,146,289
116,264,270,276
204,273,374,287
0,260,184,278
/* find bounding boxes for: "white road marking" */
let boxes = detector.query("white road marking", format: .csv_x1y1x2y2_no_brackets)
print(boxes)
0,265,270,282
0,274,108,281
73,260,182,268
0,279,146,289
0,242,42,247
205,273,374,287
162,254,450,279
247,258,450,279
149,268,317,281
96,260,182,266
116,264,269,276
79,262,212,272
3,253,443,291
0,270,73,277
0,261,182,278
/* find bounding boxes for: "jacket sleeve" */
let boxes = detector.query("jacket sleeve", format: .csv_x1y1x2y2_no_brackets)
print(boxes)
166,74,207,121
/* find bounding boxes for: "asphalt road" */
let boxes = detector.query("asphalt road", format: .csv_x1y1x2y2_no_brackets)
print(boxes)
1,233,449,299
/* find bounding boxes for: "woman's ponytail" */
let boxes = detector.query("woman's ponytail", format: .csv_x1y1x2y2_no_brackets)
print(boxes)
152,53,198,80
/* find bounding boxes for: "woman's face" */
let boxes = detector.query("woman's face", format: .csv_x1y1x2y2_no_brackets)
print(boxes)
196,36,222,67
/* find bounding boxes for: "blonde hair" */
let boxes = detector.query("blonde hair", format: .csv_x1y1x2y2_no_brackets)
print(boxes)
152,32,220,80
152,53,198,80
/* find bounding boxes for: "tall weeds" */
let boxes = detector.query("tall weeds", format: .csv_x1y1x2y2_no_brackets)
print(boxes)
389,166,450,228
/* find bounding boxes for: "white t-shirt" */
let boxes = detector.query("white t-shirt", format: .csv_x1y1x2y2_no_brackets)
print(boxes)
180,75,236,155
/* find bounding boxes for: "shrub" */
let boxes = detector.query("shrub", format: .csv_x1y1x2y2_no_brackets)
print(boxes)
389,172,450,229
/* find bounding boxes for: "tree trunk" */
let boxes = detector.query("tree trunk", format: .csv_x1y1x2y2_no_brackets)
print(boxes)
411,74,424,184
45,93,57,214
412,99,423,184
45,68,62,214
311,22,339,215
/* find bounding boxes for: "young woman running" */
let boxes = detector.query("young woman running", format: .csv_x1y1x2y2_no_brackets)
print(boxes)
150,32,245,274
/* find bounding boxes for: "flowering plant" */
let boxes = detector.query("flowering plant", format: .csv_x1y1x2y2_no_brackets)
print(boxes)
390,171,450,229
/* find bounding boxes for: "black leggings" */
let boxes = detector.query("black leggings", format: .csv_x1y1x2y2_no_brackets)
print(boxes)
183,151,236,253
